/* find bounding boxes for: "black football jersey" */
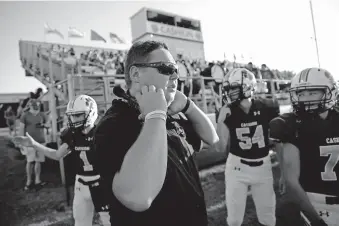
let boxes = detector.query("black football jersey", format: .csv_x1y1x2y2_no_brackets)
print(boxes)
225,98,280,159
270,110,339,196
60,127,99,176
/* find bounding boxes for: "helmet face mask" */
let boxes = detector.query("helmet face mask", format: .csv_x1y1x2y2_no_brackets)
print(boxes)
290,86,330,115
65,95,98,131
290,68,337,117
66,112,88,129
223,82,244,104
222,68,256,105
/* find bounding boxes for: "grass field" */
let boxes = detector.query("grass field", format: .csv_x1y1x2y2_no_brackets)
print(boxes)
0,135,302,226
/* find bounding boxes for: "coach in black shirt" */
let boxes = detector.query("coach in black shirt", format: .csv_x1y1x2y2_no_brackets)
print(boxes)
94,40,218,226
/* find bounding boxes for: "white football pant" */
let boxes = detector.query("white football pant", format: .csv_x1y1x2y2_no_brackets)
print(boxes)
300,192,339,226
225,153,276,226
73,175,111,226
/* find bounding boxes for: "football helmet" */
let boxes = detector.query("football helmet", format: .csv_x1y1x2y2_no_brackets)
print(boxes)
66,95,98,129
289,68,337,115
222,68,257,105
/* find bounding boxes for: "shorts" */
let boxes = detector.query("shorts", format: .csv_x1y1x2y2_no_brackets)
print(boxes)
6,120,15,130
23,146,45,163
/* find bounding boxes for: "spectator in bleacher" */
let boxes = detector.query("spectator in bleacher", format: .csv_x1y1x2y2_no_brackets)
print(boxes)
4,106,16,136
19,99,48,191
200,62,215,86
261,64,281,93
260,64,278,80
246,62,262,79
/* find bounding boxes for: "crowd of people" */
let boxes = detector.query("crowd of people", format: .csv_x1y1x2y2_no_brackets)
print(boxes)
10,40,339,226
31,43,292,84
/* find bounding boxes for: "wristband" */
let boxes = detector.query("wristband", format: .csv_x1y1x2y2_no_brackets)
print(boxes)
181,98,191,114
145,110,167,121
145,114,167,122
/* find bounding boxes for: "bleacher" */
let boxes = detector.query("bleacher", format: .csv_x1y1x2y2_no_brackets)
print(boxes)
19,40,292,140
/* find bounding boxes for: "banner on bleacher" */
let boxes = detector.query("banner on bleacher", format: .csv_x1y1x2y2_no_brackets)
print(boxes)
147,21,203,42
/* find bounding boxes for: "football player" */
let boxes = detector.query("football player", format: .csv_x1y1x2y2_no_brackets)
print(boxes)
216,68,280,226
269,68,339,226
13,95,111,226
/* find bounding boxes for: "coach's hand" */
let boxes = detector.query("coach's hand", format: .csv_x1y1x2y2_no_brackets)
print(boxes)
12,133,36,148
168,90,187,115
217,105,231,123
135,85,167,119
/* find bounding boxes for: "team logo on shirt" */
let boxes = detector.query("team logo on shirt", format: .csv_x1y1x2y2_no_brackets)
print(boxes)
75,146,90,151
253,111,260,116
326,137,339,144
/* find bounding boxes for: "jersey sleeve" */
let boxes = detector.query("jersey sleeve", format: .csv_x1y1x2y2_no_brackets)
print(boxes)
60,127,72,146
269,114,296,144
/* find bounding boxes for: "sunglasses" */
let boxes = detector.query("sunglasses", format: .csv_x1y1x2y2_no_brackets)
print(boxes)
132,62,178,76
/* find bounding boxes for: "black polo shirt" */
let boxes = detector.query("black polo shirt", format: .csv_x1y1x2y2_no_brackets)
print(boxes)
94,98,207,226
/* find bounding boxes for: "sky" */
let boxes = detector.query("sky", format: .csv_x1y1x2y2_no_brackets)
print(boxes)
0,0,338,94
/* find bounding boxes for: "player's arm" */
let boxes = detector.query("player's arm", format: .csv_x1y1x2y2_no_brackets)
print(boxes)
32,127,70,160
32,142,70,161
185,99,219,145
215,120,231,157
281,143,323,223
214,105,231,154
269,117,323,223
